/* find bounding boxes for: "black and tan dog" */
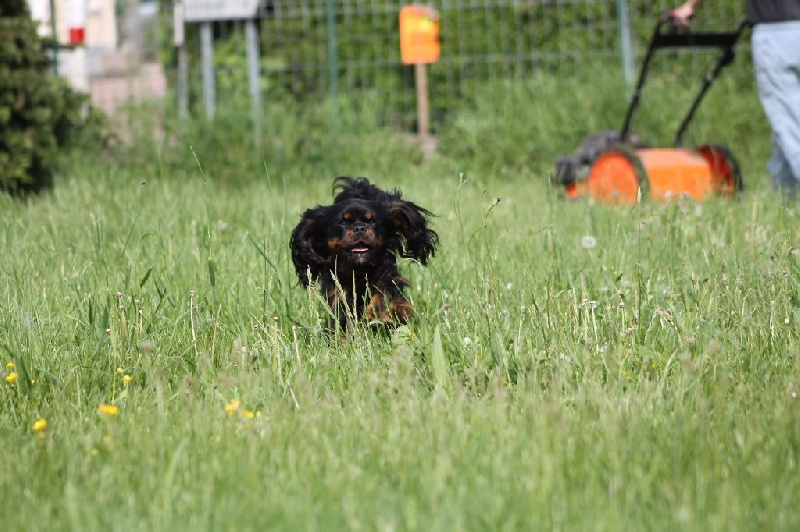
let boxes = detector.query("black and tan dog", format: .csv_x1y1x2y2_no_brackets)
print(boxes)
290,177,438,330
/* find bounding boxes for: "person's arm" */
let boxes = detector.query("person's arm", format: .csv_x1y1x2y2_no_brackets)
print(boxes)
671,0,704,25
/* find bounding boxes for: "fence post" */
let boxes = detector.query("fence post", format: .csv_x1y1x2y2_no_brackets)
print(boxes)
49,0,59,75
200,21,215,119
617,0,635,86
245,19,262,147
325,0,339,101
174,2,188,118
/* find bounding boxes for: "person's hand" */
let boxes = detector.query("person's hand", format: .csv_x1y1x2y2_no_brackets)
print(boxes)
667,2,695,26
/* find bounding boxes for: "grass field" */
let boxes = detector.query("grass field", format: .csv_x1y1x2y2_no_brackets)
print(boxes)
2,74,799,530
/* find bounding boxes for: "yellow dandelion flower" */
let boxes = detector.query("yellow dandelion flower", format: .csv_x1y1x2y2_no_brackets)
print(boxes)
116,367,124,374
224,400,242,415
241,409,256,419
98,404,119,416
121,374,133,384
33,418,47,432
6,372,18,384
6,362,14,369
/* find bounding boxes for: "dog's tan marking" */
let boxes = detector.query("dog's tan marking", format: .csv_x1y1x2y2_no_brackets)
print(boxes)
341,229,382,247
327,236,342,250
365,293,413,325
365,293,391,323
390,299,414,324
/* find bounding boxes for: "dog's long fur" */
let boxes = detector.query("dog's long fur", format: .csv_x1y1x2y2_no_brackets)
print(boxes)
290,177,438,329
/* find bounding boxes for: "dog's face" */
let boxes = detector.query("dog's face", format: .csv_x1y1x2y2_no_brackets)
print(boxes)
290,177,438,287
325,199,387,270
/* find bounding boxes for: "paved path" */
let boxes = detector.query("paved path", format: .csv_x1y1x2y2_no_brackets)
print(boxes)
89,62,166,115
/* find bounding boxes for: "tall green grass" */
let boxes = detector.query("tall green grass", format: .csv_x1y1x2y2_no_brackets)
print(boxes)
1,68,797,530
115,66,771,188
438,68,770,184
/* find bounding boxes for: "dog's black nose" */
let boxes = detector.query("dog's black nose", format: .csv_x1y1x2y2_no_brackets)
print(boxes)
353,224,367,234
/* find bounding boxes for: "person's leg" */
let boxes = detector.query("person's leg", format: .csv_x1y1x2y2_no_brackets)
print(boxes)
767,133,794,192
751,22,800,192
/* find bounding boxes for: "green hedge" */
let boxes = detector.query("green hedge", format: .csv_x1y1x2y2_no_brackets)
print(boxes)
0,1,95,194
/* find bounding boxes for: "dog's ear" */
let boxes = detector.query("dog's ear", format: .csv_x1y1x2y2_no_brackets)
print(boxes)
388,199,438,265
289,207,330,285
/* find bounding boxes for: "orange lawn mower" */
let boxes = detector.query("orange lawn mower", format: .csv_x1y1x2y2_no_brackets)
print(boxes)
555,16,750,204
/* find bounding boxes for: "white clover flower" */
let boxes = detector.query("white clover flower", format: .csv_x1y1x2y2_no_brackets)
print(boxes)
581,235,597,249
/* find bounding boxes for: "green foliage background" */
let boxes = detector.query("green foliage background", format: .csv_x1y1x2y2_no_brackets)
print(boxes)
120,68,770,194
131,0,764,189
158,0,747,129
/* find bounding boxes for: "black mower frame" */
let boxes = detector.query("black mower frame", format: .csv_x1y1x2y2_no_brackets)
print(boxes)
554,16,750,187
621,16,750,148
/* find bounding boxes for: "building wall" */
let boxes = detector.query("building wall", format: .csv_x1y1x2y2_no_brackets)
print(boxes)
86,0,118,49
28,0,117,47
27,0,121,89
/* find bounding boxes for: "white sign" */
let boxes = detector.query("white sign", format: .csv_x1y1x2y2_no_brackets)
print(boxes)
183,0,261,22
174,3,185,46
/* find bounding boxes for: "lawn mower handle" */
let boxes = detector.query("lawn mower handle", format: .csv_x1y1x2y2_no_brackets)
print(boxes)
619,16,750,147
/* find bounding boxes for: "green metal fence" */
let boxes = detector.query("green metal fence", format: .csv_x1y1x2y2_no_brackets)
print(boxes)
172,0,749,129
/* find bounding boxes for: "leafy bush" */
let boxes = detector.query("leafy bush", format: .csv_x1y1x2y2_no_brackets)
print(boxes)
0,0,97,194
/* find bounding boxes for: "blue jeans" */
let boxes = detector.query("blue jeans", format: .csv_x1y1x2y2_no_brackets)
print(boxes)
751,21,800,192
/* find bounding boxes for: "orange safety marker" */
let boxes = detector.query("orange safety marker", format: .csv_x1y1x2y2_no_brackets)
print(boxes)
399,6,441,154
399,6,441,65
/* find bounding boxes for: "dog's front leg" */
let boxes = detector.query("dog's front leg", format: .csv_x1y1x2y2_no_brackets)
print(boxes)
389,296,413,323
325,284,351,331
365,292,413,325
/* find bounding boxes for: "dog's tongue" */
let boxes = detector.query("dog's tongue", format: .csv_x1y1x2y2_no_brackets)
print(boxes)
351,247,369,253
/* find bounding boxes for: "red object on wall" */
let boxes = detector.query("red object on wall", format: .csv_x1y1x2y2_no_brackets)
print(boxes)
68,27,85,45
67,0,86,45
